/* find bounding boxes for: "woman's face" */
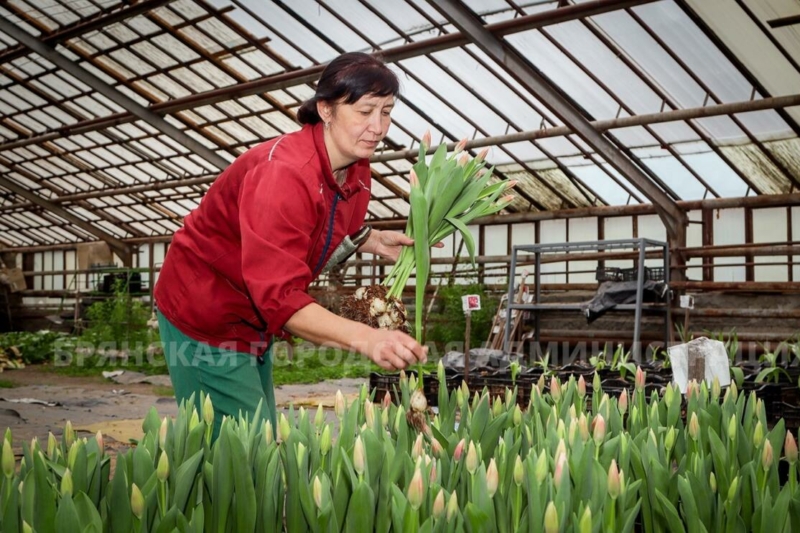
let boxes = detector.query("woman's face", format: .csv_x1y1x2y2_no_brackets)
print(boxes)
319,93,395,170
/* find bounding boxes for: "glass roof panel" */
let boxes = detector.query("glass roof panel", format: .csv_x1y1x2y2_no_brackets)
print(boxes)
589,9,707,109
506,29,621,120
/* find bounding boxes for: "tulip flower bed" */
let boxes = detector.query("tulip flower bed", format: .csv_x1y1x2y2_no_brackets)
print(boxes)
1,365,799,532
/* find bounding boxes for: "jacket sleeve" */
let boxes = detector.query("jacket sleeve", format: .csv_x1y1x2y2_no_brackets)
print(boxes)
238,160,319,337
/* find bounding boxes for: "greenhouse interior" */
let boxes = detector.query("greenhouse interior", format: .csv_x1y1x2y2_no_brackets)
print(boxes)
0,0,799,531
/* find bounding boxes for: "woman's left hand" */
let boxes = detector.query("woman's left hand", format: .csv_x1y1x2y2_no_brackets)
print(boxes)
359,229,443,262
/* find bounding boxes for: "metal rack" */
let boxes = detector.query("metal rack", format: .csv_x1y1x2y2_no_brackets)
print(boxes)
503,238,670,361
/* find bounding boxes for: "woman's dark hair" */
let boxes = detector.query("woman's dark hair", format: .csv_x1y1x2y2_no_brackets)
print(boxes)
297,52,400,125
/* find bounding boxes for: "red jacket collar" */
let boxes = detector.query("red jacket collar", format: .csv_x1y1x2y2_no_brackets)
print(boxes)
310,122,369,200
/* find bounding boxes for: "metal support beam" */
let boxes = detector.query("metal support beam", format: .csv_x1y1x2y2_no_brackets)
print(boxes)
2,93,798,210
0,0,173,65
0,175,131,261
0,0,656,152
428,0,686,240
0,16,229,172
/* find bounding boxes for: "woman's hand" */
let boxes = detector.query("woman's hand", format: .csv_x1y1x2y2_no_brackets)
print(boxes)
364,328,428,371
358,229,443,262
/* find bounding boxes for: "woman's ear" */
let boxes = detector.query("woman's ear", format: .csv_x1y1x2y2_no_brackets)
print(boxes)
317,101,332,124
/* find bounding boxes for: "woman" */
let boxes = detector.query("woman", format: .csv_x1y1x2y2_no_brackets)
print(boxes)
155,52,427,439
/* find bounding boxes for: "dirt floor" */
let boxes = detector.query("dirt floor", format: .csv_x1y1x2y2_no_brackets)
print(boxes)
0,365,366,455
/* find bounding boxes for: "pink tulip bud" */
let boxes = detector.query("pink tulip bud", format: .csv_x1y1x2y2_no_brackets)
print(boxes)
95,430,104,456
433,488,445,518
762,440,774,471
786,431,798,464
382,390,392,409
537,374,546,394
499,194,514,204
454,439,466,461
477,147,489,161
486,458,499,497
458,153,469,167
577,375,586,398
466,441,479,475
554,453,567,491
550,376,562,401
454,138,467,153
421,130,431,151
619,389,628,415
593,415,606,446
688,413,700,441
409,169,419,187
353,436,366,476
408,467,424,510
544,501,559,533
429,459,438,484
578,414,590,442
431,438,443,458
412,434,424,460
608,459,621,499
686,380,697,400
635,367,646,390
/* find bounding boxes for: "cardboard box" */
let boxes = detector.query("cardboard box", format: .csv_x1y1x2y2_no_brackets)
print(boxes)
1,267,26,292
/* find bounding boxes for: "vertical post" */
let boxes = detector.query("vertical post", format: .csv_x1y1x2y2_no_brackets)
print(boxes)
534,251,542,360
464,310,472,385
503,246,518,355
148,242,155,315
633,239,646,362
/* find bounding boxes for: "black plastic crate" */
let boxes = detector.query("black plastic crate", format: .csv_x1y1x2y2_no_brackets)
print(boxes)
595,266,623,282
369,370,463,407
620,266,665,282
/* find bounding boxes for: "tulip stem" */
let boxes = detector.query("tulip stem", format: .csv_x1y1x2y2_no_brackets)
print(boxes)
513,486,522,532
609,498,616,532
158,480,168,519
790,463,797,494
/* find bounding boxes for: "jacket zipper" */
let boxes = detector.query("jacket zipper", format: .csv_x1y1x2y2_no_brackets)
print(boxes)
312,193,340,276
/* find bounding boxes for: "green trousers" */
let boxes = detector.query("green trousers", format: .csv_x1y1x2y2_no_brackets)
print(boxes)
157,312,277,441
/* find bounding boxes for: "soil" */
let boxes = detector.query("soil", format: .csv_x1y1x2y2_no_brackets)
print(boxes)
340,284,410,333
0,365,366,456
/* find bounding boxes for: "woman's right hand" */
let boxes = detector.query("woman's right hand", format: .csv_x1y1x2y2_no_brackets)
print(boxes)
365,328,428,371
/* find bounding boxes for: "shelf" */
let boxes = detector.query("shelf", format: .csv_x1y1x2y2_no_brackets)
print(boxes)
504,238,671,360
508,303,669,312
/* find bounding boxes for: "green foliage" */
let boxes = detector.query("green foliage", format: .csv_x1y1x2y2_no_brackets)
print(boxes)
270,343,437,386
0,330,70,364
426,283,499,348
1,365,798,532
80,280,158,348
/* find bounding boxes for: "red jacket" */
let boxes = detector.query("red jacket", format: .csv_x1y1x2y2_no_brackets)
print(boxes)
155,122,371,354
